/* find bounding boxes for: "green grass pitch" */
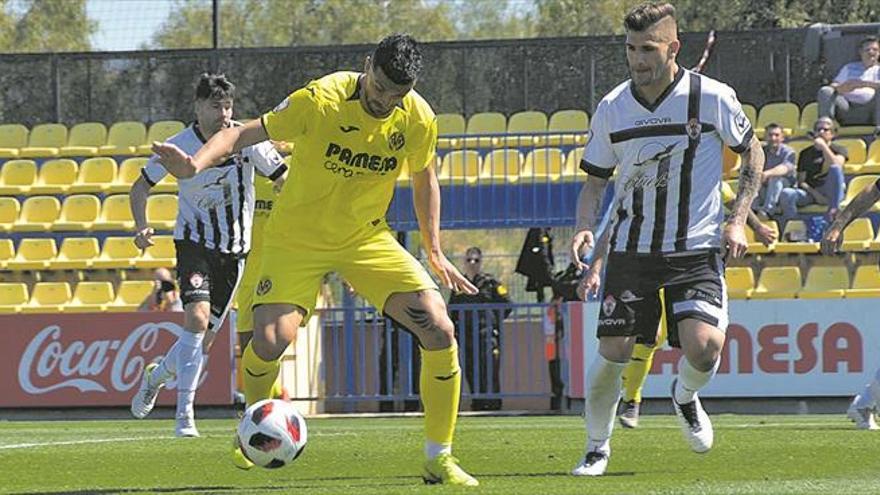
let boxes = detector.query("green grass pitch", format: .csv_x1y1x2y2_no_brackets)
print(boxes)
1,414,879,494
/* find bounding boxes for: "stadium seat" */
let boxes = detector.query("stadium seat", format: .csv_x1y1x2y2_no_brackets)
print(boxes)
786,140,813,157
6,238,57,270
65,282,115,313
100,121,147,156
797,265,849,299
69,157,117,193
437,113,466,135
30,158,78,195
0,159,37,195
92,236,139,269
742,104,758,128
725,267,755,299
19,123,67,158
146,194,178,229
547,109,589,145
775,219,818,253
20,282,71,314
94,194,135,231
744,221,778,254
839,218,874,251
0,283,27,313
60,122,107,157
54,194,101,231
835,138,867,174
838,125,876,137
796,102,817,137
841,175,880,210
110,157,148,193
756,102,799,137
859,140,880,174
480,149,523,184
50,237,99,270
137,235,176,269
137,120,185,154
522,148,565,182
751,266,801,299
0,123,29,158
152,172,179,194
464,112,506,148
504,111,548,147
0,238,13,269
108,280,153,312
847,265,880,298
562,147,584,182
14,196,61,232
438,150,481,185
0,197,19,233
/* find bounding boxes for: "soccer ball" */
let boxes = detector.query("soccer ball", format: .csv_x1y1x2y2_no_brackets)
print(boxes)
237,399,308,468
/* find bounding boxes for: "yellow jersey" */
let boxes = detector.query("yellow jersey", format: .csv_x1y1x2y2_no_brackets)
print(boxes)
261,71,437,248
250,175,276,255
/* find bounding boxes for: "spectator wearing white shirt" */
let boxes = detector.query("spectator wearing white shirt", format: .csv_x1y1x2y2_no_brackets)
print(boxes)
817,36,880,131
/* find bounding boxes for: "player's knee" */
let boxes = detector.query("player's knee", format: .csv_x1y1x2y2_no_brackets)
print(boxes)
251,333,286,362
421,312,455,349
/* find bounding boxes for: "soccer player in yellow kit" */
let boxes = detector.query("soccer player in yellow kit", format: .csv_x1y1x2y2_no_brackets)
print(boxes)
153,34,480,486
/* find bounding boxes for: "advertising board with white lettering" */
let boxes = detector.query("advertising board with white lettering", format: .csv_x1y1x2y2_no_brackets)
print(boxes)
0,313,233,407
571,299,880,398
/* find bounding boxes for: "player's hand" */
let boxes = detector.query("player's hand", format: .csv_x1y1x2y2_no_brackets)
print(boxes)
754,223,777,246
722,223,748,259
821,223,844,255
134,227,155,251
570,229,595,273
152,141,197,178
428,251,478,295
577,265,602,301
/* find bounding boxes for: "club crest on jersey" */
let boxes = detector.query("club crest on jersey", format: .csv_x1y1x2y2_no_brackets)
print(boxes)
602,295,617,317
189,273,205,289
272,98,290,113
686,118,702,140
388,131,405,151
256,278,272,296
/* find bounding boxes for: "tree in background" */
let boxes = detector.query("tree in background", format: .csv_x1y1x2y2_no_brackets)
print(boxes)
0,0,94,52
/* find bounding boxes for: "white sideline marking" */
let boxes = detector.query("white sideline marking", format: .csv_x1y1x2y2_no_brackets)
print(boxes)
0,436,170,451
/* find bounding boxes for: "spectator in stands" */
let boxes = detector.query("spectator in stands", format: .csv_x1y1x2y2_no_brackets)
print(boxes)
138,267,183,312
817,36,880,132
448,247,511,411
778,117,848,227
753,123,796,219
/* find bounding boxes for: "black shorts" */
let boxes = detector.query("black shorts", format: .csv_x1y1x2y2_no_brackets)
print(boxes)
175,239,246,332
597,250,727,348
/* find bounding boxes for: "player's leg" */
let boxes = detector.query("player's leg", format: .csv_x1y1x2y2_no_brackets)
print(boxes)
848,365,880,430
620,290,668,429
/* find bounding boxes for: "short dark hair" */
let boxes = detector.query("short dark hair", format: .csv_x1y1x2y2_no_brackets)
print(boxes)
465,246,482,258
624,2,676,32
195,73,235,101
860,36,880,51
765,123,783,134
372,33,422,85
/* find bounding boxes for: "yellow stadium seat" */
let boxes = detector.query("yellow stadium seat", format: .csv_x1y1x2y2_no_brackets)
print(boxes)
836,138,867,174
50,237,99,270
796,102,818,137
137,120,185,154
547,109,589,146
756,102,799,137
14,196,60,232
438,150,481,185
54,194,101,232
136,235,176,269
479,149,523,184
797,265,849,299
522,148,565,182
437,113,465,135
152,172,179,194
69,157,117,194
562,147,585,182
0,197,19,233
92,237,139,269
65,282,115,313
725,267,755,299
839,218,874,252
109,280,154,312
110,157,148,193
146,194,178,230
0,124,28,158
775,219,818,253
30,158,78,195
744,221,778,254
60,122,107,157
464,112,506,148
751,266,801,299
847,265,880,298
6,238,57,271
838,125,876,137
841,175,880,210
742,104,758,128
19,123,67,158
0,159,36,195
504,111,548,147
0,238,13,269
20,282,71,314
93,194,134,231
100,121,147,156
0,283,28,313
786,140,813,157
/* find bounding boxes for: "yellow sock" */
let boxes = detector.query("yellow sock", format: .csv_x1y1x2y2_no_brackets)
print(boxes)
241,343,281,407
622,343,658,403
420,343,461,448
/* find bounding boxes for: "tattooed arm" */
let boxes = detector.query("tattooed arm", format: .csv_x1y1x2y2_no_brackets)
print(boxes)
571,175,609,272
821,180,880,254
724,136,764,258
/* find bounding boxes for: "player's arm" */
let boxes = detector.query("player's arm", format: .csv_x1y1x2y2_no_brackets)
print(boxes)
130,158,166,250
822,180,880,254
725,135,764,257
153,119,269,179
572,175,610,272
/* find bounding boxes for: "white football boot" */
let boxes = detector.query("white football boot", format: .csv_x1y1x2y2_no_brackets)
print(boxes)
671,379,713,453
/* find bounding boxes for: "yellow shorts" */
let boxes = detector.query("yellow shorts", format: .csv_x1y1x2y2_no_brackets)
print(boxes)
235,249,263,333
253,227,437,319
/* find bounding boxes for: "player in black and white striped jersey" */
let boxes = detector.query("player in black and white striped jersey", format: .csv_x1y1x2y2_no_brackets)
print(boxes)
129,73,287,437
569,2,764,476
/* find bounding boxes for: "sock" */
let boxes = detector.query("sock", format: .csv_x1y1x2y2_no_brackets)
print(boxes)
151,342,180,384
242,342,282,407
675,356,720,404
585,354,626,454
622,343,657,403
175,331,205,419
420,343,461,460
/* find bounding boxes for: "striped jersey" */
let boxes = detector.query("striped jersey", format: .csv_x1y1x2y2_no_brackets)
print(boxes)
141,122,287,255
581,67,754,254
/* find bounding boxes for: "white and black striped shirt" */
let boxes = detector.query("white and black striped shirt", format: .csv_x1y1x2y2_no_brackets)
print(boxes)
582,67,753,254
142,123,287,255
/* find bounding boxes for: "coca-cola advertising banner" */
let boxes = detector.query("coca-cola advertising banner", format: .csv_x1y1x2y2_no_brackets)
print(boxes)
570,299,880,398
0,313,234,407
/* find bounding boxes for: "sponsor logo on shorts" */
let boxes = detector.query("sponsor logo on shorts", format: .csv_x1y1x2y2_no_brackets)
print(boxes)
256,278,272,296
619,290,642,303
684,288,722,306
602,295,616,317
599,318,627,326
189,272,205,289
